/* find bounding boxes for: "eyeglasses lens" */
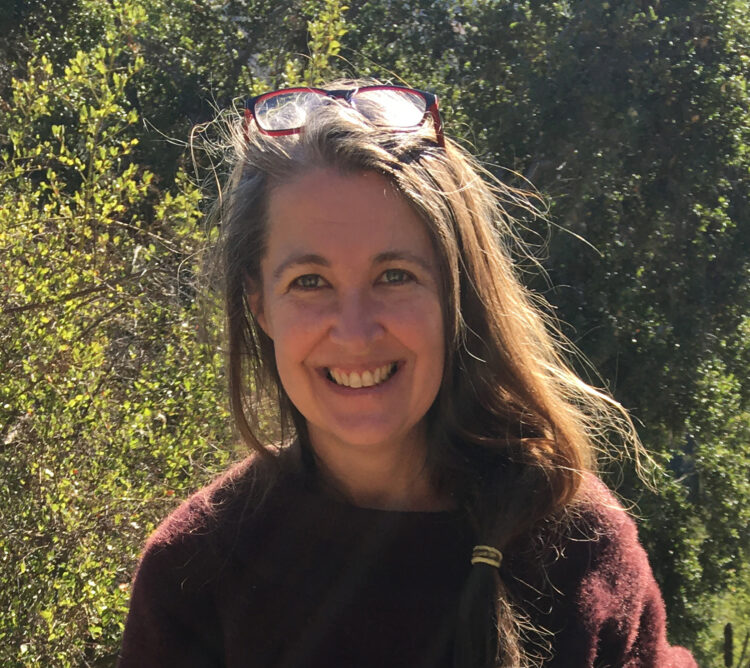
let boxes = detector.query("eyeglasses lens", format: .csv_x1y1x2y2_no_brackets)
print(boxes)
351,89,427,128
254,91,326,132
254,88,428,133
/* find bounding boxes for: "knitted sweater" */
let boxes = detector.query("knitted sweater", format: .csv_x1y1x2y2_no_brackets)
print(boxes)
118,456,697,667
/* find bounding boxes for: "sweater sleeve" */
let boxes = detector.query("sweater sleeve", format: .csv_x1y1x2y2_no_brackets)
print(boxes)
117,495,225,668
566,481,698,668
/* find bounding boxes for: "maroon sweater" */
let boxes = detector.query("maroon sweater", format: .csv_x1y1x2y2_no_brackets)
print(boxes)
118,457,697,667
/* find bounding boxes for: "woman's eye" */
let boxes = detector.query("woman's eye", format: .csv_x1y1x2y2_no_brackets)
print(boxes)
380,268,413,284
291,274,325,290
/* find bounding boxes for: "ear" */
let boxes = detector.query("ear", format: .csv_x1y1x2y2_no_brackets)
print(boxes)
246,278,272,339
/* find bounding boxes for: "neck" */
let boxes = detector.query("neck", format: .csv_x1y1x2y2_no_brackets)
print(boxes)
304,425,451,511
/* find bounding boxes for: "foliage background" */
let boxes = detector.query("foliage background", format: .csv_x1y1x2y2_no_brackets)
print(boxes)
1,1,748,666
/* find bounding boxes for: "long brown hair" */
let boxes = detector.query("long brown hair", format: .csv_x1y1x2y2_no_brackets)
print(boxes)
206,81,641,667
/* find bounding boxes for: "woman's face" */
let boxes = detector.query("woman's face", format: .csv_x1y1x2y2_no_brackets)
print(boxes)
254,167,445,458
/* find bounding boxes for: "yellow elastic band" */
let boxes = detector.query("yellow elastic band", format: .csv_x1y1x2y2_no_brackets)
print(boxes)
471,545,502,569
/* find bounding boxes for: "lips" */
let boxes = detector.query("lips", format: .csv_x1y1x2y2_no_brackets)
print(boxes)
325,362,399,388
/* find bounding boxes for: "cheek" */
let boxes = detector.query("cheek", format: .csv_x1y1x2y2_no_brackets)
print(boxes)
417,302,446,389
266,301,330,361
391,297,445,361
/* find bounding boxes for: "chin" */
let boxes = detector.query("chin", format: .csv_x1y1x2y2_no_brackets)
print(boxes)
308,417,425,452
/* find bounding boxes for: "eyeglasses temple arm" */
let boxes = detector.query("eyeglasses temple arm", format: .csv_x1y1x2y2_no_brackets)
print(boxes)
429,103,445,148
243,106,255,142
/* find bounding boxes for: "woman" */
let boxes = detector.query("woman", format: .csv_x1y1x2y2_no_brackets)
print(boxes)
118,83,696,667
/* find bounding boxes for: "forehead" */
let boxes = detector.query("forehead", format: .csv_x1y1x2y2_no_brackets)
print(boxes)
264,168,436,264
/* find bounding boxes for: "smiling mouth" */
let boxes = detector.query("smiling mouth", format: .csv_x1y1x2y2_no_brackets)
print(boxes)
325,362,399,388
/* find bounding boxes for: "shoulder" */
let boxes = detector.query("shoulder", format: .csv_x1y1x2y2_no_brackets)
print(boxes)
135,452,286,582
568,473,643,562
564,475,654,611
538,473,658,612
145,455,259,548
510,474,640,571
119,455,276,665
509,473,697,667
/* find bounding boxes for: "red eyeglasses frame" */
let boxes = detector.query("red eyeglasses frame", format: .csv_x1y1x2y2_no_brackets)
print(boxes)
244,85,445,147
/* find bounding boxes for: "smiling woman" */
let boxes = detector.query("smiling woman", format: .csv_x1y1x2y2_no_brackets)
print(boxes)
252,168,445,508
117,82,697,667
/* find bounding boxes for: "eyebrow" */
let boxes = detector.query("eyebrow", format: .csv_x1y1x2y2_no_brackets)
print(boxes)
271,249,433,282
272,253,330,282
373,250,434,273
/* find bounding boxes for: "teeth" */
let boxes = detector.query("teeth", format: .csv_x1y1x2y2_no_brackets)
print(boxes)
328,363,396,388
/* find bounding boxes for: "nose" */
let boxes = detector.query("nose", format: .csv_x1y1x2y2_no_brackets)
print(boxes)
328,289,385,350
